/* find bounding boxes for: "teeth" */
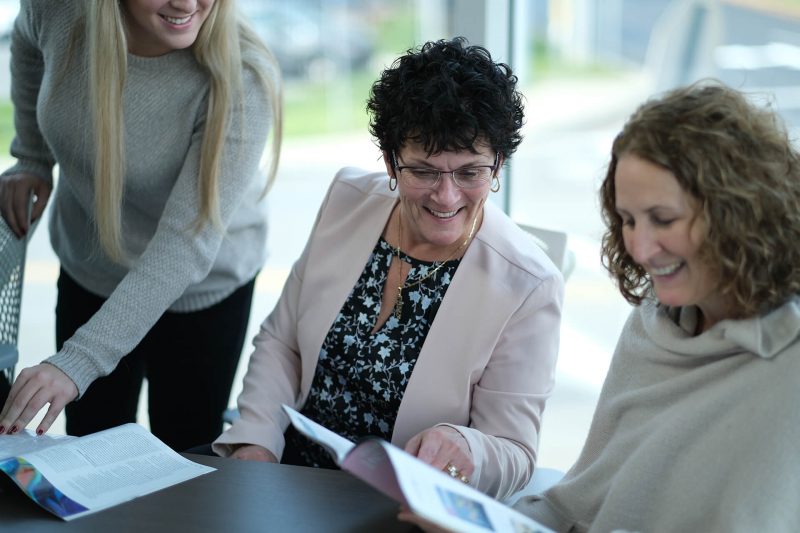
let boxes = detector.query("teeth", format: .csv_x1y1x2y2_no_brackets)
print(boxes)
163,14,191,25
650,262,682,276
429,208,458,218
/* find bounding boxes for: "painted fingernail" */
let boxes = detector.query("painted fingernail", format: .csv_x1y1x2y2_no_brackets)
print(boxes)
36,428,43,436
0,426,5,434
9,426,17,434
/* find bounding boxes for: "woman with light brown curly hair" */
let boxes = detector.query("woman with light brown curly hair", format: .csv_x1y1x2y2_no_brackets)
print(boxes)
600,81,800,323
402,81,800,532
511,81,800,532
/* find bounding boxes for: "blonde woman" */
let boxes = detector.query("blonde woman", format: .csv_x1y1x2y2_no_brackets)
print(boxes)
0,0,282,451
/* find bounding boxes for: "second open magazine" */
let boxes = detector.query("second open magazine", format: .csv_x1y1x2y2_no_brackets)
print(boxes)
282,404,552,533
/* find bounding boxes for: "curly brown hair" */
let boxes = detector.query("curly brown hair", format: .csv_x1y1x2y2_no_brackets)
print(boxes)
600,81,800,317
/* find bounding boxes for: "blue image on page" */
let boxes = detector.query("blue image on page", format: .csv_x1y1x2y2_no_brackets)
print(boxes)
0,457,88,518
435,485,494,531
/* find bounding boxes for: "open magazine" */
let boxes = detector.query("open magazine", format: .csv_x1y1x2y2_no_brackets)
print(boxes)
0,423,214,521
282,405,553,533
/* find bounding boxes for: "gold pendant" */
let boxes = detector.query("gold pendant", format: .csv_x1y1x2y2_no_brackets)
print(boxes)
394,286,403,318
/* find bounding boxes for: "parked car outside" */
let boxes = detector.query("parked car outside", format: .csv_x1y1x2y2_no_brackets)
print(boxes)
237,0,375,80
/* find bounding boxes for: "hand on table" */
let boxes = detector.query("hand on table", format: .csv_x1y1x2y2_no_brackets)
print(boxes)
231,444,278,463
404,425,474,485
0,172,52,237
0,363,78,435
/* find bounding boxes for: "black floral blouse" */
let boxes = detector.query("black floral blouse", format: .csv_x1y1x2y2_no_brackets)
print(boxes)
283,237,460,468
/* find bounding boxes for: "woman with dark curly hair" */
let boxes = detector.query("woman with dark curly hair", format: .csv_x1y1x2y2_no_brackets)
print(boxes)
213,37,564,500
402,81,800,532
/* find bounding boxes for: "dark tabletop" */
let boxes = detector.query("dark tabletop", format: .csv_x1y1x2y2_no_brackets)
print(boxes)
0,453,415,532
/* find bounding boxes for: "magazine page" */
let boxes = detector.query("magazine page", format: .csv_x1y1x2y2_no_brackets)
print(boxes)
0,423,215,521
0,430,77,458
281,404,355,464
282,405,553,532
340,438,407,503
380,443,554,533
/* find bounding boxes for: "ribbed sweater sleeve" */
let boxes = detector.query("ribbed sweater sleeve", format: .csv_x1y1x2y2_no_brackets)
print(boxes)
2,0,55,183
49,72,271,395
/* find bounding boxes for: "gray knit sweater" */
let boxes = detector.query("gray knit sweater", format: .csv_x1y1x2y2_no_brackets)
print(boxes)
515,298,800,532
4,1,274,395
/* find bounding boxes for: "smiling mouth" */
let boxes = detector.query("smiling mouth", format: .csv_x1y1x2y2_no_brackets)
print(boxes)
426,207,461,219
160,13,193,25
650,262,684,276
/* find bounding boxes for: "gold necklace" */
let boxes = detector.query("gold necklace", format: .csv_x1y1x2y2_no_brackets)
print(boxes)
393,208,480,319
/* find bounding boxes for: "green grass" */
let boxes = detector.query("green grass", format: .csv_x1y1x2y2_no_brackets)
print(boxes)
283,71,374,138
775,0,800,7
373,6,417,55
0,6,620,145
0,1,621,144
282,3,418,139
280,33,624,139
0,81,368,145
0,46,620,145
528,39,622,81
0,100,14,153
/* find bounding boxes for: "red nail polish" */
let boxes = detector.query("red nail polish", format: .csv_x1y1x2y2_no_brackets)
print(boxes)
9,426,17,434
0,426,5,434
36,429,43,436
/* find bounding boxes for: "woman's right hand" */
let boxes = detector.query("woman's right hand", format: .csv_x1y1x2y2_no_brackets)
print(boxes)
0,363,78,435
230,444,278,463
0,172,52,237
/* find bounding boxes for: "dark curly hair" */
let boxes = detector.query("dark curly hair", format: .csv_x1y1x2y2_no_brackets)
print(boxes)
600,80,800,317
367,37,524,159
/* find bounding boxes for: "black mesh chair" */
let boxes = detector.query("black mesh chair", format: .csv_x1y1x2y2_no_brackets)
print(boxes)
0,207,33,405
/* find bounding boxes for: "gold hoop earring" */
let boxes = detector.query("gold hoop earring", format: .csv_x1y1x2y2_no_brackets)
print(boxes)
389,175,397,191
490,175,500,192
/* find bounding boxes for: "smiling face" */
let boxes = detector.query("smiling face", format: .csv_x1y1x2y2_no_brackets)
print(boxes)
122,0,216,57
614,154,728,326
387,142,497,255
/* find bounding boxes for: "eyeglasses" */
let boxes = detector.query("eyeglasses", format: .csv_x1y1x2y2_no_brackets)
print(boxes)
391,151,499,189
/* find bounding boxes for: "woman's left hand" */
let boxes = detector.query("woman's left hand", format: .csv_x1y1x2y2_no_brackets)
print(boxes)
404,426,474,484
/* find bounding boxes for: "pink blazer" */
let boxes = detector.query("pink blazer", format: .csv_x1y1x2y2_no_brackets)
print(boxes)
214,168,563,499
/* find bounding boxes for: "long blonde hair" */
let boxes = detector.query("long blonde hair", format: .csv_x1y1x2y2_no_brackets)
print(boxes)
88,0,282,262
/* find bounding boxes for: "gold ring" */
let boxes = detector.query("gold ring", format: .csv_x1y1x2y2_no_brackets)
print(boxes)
444,463,469,484
445,463,459,478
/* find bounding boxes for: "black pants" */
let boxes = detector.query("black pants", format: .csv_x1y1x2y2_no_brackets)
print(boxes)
0,369,10,407
56,269,255,452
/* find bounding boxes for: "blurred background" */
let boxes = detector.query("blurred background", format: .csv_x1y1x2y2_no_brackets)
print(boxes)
5,0,800,472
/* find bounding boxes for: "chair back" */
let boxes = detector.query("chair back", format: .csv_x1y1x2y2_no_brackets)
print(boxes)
517,224,575,280
0,214,30,381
